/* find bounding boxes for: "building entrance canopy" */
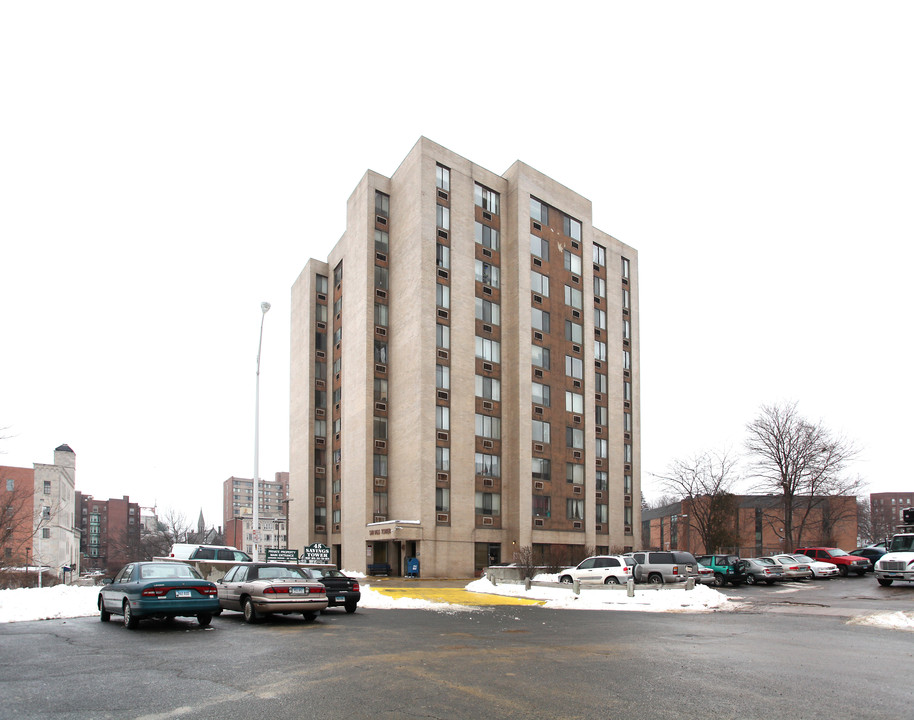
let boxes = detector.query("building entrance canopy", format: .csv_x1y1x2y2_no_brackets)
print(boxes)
366,519,422,542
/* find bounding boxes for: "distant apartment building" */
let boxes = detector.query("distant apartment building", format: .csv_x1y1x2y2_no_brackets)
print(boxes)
290,138,641,577
642,495,859,556
0,444,80,578
76,493,141,572
223,473,290,555
870,492,914,535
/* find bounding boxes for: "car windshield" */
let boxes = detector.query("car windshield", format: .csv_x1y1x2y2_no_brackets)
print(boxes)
257,566,310,580
890,535,914,552
308,568,344,578
140,563,201,580
794,555,815,563
826,548,849,557
757,558,776,566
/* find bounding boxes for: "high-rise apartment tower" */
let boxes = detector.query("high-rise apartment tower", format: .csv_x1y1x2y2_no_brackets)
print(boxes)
290,138,640,577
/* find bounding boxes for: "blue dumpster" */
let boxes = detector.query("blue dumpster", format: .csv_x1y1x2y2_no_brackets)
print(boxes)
406,557,419,578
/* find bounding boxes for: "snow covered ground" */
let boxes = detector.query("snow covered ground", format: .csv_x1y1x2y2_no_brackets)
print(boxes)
2,577,912,632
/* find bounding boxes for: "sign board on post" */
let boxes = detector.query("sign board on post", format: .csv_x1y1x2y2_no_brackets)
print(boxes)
265,548,299,563
303,543,331,564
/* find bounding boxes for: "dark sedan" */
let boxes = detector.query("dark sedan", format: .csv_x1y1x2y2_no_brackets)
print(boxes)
303,566,361,613
850,546,886,571
99,561,219,629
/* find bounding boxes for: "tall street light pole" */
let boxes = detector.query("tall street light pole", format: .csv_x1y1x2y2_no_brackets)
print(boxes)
253,301,271,562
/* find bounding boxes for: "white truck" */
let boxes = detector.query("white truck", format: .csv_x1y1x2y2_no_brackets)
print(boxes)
874,507,914,587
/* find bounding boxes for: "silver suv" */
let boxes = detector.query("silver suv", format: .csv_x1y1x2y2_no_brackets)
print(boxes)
627,551,701,584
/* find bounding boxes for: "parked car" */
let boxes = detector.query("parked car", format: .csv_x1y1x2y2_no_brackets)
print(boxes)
793,547,869,577
215,563,328,623
693,555,748,587
791,554,839,578
558,555,634,585
763,554,813,580
696,563,717,585
98,561,219,629
626,551,701,584
849,547,886,571
167,544,252,562
743,558,786,585
302,566,361,612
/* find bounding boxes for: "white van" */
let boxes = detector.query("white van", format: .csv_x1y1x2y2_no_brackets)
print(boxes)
168,544,252,562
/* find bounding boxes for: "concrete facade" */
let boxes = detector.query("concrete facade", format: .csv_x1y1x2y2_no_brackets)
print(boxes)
290,138,641,577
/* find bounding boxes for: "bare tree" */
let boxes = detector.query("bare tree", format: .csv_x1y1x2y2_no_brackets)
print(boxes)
0,482,34,567
745,401,860,550
653,450,740,553
160,508,193,546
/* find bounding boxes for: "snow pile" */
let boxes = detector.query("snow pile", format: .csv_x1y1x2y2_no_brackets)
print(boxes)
848,611,914,632
467,577,737,612
0,585,100,623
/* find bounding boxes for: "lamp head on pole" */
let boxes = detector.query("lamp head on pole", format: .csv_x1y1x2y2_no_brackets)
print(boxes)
261,302,271,314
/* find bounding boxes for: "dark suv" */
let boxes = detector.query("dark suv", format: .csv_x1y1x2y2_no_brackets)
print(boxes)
694,554,748,587
626,551,702,584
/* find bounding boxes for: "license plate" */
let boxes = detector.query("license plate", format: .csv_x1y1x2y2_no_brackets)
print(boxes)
290,587,305,595
336,596,345,602
175,590,191,598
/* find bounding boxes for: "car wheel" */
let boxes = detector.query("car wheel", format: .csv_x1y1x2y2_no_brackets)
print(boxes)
242,597,261,624
559,575,573,584
345,601,358,613
745,574,757,586
603,576,619,585
647,573,663,585
99,597,111,622
877,578,894,587
302,612,318,622
211,608,222,617
197,613,212,627
123,601,139,630
713,573,725,587
838,565,848,577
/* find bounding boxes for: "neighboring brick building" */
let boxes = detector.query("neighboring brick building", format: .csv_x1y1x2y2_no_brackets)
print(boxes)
1,466,37,567
76,493,141,572
870,492,914,537
642,495,859,556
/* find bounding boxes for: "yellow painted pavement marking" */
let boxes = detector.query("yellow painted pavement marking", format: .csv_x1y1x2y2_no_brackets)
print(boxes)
372,587,544,606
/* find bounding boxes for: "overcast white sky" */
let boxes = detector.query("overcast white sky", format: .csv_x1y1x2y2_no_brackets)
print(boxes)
2,2,912,528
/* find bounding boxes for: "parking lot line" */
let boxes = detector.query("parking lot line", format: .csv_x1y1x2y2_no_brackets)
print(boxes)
372,587,544,606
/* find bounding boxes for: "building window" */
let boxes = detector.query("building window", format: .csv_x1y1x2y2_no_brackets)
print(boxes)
437,204,450,230
532,458,551,481
436,364,450,390
565,355,583,379
436,283,450,309
436,164,450,191
5,479,12,491
595,406,607,426
596,504,608,523
475,492,501,516
374,417,388,440
563,215,582,241
333,262,343,286
436,323,450,349
475,414,501,440
374,340,388,364
564,285,583,310
373,454,388,477
532,345,550,370
564,250,582,275
624,474,632,493
43,481,51,494
530,271,550,297
316,275,328,293
622,288,630,309
565,391,584,414
475,260,500,288
475,298,500,325
596,471,608,491
475,184,500,214
436,487,450,512
593,244,606,266
374,493,388,516
624,506,633,527
475,336,501,363
567,499,584,520
434,406,450,432
436,243,450,269
533,495,551,517
623,319,631,340
594,309,606,330
375,191,389,216
532,382,551,407
622,257,630,279
531,308,550,333
624,444,633,463
532,420,551,444
375,266,388,289
596,438,608,458
374,303,389,327
565,320,583,344
375,229,389,251
566,427,584,449
475,222,499,250
436,447,450,472
566,463,584,484
624,412,632,432
594,340,607,362
42,528,51,539
530,197,549,224
594,277,606,299
475,452,500,477
530,234,549,261
624,381,632,401
476,375,501,401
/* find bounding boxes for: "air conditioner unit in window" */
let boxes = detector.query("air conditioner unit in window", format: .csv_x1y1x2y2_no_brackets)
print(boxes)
373,478,386,487
534,481,544,490
483,285,492,295
573,485,582,494
437,390,449,401
482,400,493,411
624,494,632,504
373,515,387,523
532,221,542,231
375,402,387,412
483,324,492,333
376,289,387,300
595,524,603,532
483,477,494,488
376,252,387,262
315,496,325,504
438,229,448,239
315,524,326,532
437,431,449,442
534,443,544,452
436,472,448,482
376,326,387,337
483,362,493,372
437,349,449,360
333,523,341,532
483,440,493,449
376,215,387,226
482,247,492,258
573,521,583,529
437,268,448,280
375,440,386,450
482,516,494,526
534,518,544,527
624,525,632,534
437,513,449,523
